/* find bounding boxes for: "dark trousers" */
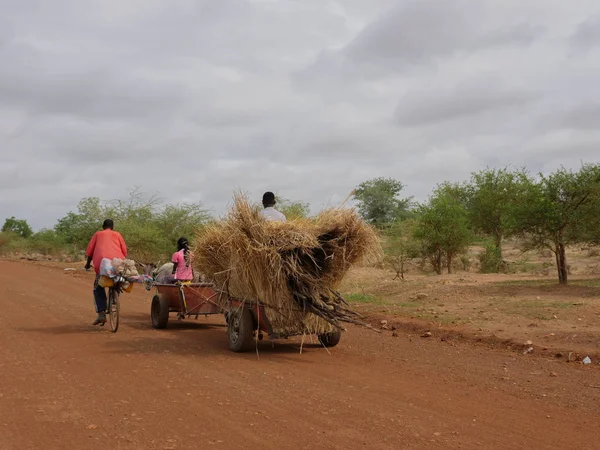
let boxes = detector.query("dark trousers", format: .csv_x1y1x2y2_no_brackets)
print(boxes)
93,275,107,313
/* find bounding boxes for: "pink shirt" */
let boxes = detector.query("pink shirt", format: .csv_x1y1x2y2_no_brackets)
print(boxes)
172,249,193,281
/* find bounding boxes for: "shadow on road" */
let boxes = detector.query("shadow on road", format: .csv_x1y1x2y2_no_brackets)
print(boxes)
101,332,324,363
17,313,331,361
17,324,109,334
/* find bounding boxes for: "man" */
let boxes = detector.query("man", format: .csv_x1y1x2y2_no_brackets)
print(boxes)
258,191,286,222
84,219,128,325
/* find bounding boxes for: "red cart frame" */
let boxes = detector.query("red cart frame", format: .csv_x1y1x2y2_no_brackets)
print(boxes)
150,283,341,352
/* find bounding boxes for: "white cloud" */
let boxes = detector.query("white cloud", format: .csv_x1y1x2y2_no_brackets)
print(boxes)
1,0,600,229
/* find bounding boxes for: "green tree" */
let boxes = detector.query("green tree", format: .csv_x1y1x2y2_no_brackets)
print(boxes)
353,178,412,228
2,217,33,238
516,164,600,284
55,197,104,248
463,167,530,260
383,219,419,280
413,192,472,274
276,197,310,220
55,190,211,263
157,203,212,244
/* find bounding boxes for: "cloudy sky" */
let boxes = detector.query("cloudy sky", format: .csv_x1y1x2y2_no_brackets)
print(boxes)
2,0,600,229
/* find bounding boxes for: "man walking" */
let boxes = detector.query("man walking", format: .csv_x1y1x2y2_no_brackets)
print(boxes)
84,219,128,325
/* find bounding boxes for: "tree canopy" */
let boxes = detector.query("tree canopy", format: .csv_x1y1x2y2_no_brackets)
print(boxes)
353,177,412,228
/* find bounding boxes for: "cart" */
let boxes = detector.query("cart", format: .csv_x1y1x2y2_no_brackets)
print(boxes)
225,298,342,352
150,282,226,329
150,283,342,352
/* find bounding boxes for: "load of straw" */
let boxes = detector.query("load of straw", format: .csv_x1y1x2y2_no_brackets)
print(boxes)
192,194,381,336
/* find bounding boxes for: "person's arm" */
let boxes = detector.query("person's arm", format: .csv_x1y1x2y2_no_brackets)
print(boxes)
84,233,97,270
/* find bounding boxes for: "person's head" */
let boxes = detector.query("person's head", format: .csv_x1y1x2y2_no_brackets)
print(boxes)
102,219,114,230
262,191,276,208
177,237,189,252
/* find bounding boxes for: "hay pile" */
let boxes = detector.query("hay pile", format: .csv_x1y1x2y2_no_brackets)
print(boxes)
192,194,381,336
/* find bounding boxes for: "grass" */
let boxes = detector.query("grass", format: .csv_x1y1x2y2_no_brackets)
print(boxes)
499,298,583,320
571,278,600,287
493,278,600,288
493,279,559,287
344,292,381,304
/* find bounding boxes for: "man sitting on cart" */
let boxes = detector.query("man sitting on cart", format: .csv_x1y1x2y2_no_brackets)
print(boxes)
259,191,286,222
84,219,128,326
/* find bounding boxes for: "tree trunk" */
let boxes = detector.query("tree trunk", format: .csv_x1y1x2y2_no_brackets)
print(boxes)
446,252,453,274
494,232,503,261
433,249,442,275
555,241,568,284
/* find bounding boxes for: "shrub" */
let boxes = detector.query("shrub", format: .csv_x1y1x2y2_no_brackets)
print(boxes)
479,242,503,273
460,254,472,271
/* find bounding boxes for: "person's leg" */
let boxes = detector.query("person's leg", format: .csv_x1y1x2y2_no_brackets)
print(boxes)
93,275,107,325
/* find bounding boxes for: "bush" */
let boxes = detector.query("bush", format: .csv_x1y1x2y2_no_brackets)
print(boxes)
460,254,472,271
2,217,33,238
30,229,67,256
54,190,211,263
479,243,503,273
0,232,26,254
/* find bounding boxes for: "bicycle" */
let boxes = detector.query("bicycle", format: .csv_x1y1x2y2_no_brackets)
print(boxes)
106,275,126,333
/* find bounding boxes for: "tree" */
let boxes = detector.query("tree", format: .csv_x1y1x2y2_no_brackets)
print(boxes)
55,197,104,248
353,178,412,228
276,197,310,220
413,192,472,274
54,190,211,262
2,217,33,238
383,219,419,280
516,164,600,284
157,203,211,244
463,167,530,260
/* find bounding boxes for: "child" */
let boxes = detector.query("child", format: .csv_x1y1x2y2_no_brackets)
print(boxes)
172,237,194,282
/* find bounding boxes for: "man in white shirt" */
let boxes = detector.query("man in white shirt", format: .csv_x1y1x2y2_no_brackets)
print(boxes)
258,191,286,222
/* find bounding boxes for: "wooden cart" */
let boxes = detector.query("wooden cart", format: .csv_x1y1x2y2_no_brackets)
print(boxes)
150,283,341,352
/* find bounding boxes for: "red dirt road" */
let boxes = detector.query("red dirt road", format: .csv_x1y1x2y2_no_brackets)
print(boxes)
1,261,599,450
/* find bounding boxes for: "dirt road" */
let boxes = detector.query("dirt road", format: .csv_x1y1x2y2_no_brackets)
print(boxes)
1,261,599,450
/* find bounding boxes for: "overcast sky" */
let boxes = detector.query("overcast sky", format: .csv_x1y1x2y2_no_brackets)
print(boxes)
2,0,600,229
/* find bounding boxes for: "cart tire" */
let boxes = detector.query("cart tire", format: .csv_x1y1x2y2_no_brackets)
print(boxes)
318,328,342,348
228,308,254,352
151,294,169,329
224,312,229,325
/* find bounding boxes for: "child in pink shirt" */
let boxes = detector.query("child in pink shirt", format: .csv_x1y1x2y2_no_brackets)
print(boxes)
172,237,194,282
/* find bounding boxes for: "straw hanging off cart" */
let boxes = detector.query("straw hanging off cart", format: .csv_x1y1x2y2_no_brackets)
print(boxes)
188,194,382,352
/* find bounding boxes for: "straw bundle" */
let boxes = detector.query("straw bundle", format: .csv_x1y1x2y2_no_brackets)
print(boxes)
193,194,381,336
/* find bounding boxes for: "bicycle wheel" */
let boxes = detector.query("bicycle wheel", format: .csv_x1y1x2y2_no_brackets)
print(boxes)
108,288,120,333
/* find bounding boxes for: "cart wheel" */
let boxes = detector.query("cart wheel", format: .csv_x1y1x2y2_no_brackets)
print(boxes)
151,294,169,329
318,328,342,348
228,308,254,352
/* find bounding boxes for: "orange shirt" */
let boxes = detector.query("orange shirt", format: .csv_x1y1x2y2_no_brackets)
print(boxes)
85,229,127,274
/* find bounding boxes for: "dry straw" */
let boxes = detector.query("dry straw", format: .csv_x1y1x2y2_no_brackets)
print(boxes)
193,193,382,336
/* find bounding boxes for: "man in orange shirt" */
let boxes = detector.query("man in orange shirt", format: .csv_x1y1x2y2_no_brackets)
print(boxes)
84,219,128,325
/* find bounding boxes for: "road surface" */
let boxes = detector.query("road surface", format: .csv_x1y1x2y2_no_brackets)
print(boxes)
0,260,599,449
